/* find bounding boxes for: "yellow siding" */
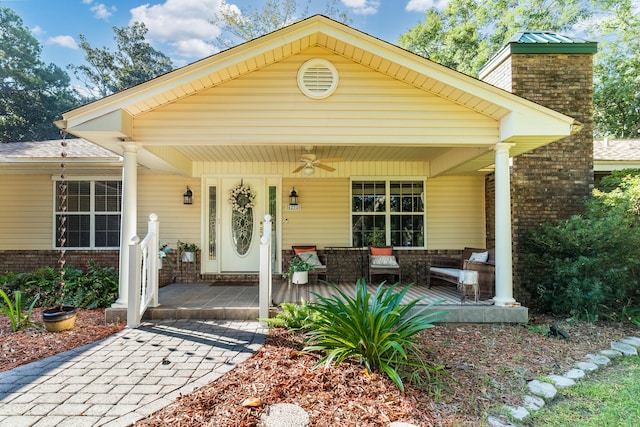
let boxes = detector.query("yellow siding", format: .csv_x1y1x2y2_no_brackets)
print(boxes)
137,175,201,249
135,47,498,147
0,175,53,249
426,176,486,249
281,178,351,249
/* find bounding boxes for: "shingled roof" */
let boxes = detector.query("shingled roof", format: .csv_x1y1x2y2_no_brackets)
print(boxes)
0,138,120,160
594,139,640,161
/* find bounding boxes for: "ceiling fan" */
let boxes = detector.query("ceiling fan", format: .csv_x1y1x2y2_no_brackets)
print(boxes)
292,149,343,175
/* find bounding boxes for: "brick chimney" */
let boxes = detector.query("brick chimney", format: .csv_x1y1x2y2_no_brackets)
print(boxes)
479,31,597,301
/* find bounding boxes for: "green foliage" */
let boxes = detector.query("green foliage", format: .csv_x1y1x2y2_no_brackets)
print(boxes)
283,257,314,280
0,289,39,332
69,22,174,98
523,173,640,319
398,0,593,77
259,302,319,329
592,0,640,138
214,0,351,48
0,7,78,142
304,279,446,391
0,263,119,309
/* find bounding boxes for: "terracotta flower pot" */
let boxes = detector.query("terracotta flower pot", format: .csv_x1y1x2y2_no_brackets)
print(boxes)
42,306,77,332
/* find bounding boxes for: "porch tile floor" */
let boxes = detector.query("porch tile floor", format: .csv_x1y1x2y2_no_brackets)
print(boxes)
0,320,267,427
132,281,528,324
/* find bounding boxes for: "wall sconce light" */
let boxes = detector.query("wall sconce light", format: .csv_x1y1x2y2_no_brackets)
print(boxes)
287,187,300,211
183,186,193,205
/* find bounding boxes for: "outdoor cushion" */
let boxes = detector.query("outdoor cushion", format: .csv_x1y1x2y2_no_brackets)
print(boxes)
370,246,393,256
298,251,324,268
468,251,489,263
370,255,399,267
293,247,316,255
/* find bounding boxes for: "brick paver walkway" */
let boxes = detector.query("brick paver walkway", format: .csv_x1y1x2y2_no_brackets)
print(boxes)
0,320,266,427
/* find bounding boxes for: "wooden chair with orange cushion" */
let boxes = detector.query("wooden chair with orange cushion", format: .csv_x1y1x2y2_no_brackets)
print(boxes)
291,246,328,283
368,246,401,284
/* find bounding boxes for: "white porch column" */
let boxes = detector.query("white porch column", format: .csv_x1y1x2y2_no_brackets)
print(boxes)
494,142,517,306
113,143,138,307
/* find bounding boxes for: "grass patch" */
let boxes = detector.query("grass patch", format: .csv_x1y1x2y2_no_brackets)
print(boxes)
529,357,640,426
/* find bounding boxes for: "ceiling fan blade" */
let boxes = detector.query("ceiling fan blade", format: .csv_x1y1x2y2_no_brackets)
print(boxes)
317,157,344,163
292,165,305,173
315,163,336,172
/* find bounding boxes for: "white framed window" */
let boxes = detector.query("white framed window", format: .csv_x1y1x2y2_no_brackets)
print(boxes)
351,179,425,248
54,179,122,248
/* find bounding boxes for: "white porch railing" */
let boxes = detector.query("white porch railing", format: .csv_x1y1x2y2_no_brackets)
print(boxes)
259,214,272,322
127,214,160,328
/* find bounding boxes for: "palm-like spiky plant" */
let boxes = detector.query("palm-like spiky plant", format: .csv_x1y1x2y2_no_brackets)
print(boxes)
304,279,446,391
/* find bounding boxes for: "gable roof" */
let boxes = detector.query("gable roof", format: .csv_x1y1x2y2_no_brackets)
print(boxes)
58,15,579,176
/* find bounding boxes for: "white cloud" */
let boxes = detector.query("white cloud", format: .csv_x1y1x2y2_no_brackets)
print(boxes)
91,3,117,20
46,35,79,49
31,25,45,36
129,0,226,58
82,0,93,4
405,0,450,12
341,0,380,15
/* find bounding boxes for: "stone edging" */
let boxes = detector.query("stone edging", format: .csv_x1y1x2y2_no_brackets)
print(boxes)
486,336,640,427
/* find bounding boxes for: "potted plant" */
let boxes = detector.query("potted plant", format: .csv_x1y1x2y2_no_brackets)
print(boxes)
177,241,199,263
42,267,77,332
158,242,173,269
284,257,314,285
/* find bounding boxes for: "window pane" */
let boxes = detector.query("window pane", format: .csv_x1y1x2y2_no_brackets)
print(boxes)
208,186,217,261
390,181,424,212
352,215,385,247
352,181,385,213
58,214,90,247
95,214,121,247
60,181,90,212
95,181,122,212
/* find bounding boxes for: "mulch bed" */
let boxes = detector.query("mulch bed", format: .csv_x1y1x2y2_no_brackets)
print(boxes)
1,309,637,426
0,308,125,373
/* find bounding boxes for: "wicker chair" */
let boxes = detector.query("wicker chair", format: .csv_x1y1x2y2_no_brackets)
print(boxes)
429,247,495,299
368,246,401,284
291,246,327,284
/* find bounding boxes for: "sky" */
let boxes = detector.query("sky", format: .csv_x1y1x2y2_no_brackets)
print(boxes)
4,0,448,78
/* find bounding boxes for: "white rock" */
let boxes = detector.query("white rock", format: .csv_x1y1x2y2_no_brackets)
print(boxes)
585,354,610,366
575,361,598,372
547,375,576,388
261,403,309,427
611,341,638,356
523,395,546,411
621,337,640,347
504,405,530,421
486,415,516,427
564,368,586,379
528,380,557,399
600,349,623,358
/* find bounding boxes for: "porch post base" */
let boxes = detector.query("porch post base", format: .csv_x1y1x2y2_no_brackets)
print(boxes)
493,296,518,307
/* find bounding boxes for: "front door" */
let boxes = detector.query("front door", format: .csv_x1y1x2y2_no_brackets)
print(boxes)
220,177,265,272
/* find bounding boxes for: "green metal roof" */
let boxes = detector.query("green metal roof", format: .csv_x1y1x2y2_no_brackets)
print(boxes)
507,31,597,54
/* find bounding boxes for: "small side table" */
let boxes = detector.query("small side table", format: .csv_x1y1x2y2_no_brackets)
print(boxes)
458,270,479,304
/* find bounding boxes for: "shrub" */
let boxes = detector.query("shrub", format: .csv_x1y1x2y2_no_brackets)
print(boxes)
0,262,119,309
304,279,446,391
0,290,40,332
523,172,640,319
259,302,319,330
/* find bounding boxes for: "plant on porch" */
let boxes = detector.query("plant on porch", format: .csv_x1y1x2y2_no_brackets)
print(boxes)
304,279,447,391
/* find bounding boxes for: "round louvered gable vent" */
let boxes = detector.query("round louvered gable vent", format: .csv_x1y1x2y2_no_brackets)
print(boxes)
297,59,339,99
